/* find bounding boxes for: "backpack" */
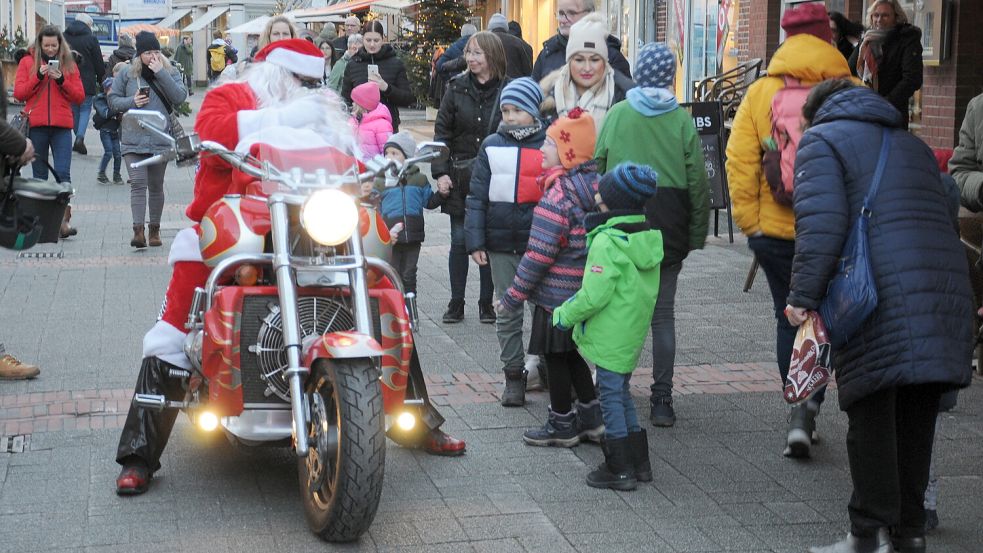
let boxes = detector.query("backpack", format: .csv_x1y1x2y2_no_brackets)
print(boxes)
208,45,226,72
762,76,813,207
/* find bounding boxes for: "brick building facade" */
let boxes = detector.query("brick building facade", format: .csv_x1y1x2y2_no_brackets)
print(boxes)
736,0,983,149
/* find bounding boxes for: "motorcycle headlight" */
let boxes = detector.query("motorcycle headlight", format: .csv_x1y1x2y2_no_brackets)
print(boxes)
301,189,358,246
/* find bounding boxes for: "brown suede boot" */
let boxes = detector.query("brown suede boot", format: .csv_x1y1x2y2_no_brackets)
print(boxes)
147,224,162,247
131,225,147,249
60,205,78,239
0,354,40,380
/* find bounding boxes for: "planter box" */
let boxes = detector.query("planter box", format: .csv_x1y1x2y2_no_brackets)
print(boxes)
1,60,19,94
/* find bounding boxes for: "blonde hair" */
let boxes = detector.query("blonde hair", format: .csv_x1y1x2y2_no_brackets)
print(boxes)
867,0,910,26
130,51,173,77
30,25,77,75
258,16,298,49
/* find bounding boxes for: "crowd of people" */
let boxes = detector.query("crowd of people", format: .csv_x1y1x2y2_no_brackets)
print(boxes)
2,0,982,551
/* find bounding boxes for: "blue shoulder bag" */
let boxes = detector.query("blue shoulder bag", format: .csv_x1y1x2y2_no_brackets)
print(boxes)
818,127,892,347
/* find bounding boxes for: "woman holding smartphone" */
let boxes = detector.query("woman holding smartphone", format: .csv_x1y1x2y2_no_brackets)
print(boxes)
109,31,187,249
340,20,413,132
13,25,85,238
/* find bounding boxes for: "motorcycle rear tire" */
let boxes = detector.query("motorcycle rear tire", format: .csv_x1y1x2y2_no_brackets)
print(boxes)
299,358,385,542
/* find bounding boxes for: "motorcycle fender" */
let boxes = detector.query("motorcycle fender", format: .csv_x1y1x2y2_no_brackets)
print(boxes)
302,331,383,365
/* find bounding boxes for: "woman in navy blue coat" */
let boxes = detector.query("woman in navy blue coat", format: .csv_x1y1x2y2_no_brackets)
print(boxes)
786,81,973,553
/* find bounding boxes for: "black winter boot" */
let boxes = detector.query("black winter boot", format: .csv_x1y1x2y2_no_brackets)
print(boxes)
574,399,605,443
478,302,496,324
586,437,637,491
523,408,579,447
627,429,652,482
785,399,820,458
501,367,527,407
442,299,465,323
649,395,676,427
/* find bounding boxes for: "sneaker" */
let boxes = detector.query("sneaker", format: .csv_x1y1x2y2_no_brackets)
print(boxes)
501,368,527,407
96,172,109,184
808,529,891,553
442,299,464,323
784,400,819,458
523,408,580,447
478,302,496,324
525,355,544,391
0,354,40,380
113,173,124,185
650,395,676,427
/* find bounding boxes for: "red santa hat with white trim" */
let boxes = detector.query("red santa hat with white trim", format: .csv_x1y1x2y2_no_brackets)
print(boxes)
254,38,325,79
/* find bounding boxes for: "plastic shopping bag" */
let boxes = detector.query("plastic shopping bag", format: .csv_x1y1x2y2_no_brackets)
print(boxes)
785,311,832,405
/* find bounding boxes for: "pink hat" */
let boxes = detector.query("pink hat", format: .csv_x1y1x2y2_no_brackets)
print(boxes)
254,38,326,79
352,81,381,111
781,3,833,43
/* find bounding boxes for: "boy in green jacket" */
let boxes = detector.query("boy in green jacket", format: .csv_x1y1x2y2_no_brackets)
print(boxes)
553,163,663,491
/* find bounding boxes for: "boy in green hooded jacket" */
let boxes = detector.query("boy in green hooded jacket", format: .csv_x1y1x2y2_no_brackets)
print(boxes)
553,163,663,491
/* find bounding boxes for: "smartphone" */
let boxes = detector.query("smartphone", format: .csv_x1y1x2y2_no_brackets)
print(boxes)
138,86,151,97
47,60,59,69
367,64,380,79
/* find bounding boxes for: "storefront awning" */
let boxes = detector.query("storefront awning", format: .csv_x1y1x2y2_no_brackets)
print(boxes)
181,6,230,33
287,0,413,21
227,15,272,35
155,8,192,29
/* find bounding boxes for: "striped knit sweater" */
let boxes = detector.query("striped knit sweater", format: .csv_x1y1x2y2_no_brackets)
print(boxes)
501,161,600,312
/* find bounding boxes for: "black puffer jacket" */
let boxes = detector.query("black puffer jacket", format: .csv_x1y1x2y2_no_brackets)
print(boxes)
432,72,507,217
106,45,135,71
850,24,922,128
788,86,972,410
341,44,414,131
64,20,106,96
531,33,631,82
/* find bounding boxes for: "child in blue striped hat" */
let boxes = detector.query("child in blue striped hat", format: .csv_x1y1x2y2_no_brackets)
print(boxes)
553,162,664,491
465,77,548,407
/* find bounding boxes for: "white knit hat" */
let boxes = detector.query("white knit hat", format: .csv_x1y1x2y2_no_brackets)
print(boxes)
566,13,610,61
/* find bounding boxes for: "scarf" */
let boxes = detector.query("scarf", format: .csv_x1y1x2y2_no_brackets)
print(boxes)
857,29,887,90
501,120,543,142
537,166,566,193
553,65,616,132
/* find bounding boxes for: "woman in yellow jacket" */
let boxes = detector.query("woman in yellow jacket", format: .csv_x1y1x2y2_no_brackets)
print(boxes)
725,3,853,460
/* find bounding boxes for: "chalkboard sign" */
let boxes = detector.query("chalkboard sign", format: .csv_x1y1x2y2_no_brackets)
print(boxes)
680,101,729,210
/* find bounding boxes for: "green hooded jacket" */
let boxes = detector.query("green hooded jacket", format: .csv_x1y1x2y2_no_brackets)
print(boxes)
553,213,664,374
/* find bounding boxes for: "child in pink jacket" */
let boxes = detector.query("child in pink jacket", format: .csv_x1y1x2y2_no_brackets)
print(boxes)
350,81,393,158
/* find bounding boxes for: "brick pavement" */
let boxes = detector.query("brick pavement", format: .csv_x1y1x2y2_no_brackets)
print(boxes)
0,101,981,553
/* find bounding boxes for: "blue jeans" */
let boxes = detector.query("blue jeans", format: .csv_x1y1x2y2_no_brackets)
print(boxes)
72,95,93,140
650,262,682,398
99,130,121,175
747,236,826,405
28,126,73,183
596,366,641,440
448,215,493,303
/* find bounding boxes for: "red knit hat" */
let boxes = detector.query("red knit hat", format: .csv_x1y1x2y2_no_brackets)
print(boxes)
546,108,596,169
254,38,325,79
781,3,833,43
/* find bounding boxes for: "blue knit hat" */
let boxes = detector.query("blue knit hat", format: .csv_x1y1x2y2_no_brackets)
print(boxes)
634,42,676,89
500,77,543,118
598,163,658,210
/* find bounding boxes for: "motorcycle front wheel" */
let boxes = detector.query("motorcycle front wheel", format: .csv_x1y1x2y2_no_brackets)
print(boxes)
298,358,385,542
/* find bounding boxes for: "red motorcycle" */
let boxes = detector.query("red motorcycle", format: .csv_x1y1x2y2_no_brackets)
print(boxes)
123,111,449,541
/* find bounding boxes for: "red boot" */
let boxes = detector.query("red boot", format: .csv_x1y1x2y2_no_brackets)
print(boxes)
423,429,466,456
115,462,151,495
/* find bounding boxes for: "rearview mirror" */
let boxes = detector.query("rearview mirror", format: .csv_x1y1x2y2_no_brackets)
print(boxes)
122,110,169,137
414,142,449,164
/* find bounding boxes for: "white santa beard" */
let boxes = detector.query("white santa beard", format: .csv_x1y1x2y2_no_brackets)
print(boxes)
239,62,305,107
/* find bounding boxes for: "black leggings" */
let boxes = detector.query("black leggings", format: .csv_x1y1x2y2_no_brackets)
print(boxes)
545,351,596,413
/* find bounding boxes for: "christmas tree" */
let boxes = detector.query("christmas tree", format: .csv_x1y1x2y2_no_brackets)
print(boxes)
415,0,472,47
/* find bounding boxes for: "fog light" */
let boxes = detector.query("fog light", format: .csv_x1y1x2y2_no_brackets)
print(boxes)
198,411,219,432
396,411,416,431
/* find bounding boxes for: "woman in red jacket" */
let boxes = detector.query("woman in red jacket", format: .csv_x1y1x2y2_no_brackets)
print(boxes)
13,25,85,237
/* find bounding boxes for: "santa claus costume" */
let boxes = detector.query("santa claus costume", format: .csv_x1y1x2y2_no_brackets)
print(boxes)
115,40,463,496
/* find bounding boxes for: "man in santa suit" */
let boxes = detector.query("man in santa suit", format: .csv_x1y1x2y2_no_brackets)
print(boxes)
115,39,462,496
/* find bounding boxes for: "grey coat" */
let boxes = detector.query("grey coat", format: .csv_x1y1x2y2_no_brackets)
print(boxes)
109,65,188,156
950,93,983,211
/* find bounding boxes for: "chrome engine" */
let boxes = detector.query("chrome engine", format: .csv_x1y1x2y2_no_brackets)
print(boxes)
249,296,356,401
